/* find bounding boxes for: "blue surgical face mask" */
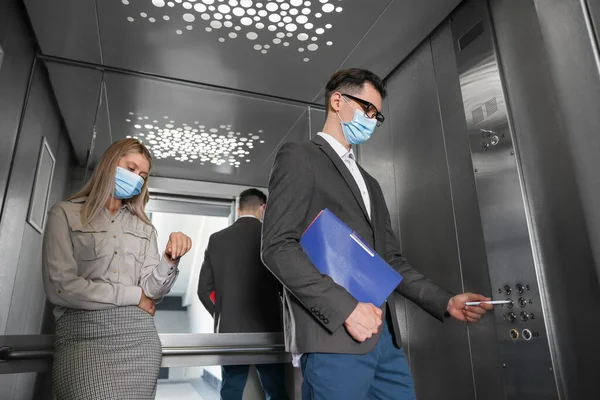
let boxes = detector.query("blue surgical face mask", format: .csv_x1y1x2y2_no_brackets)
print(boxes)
337,97,378,145
114,166,144,200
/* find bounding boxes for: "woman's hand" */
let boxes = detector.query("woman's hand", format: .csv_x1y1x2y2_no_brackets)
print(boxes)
138,289,155,316
164,231,192,262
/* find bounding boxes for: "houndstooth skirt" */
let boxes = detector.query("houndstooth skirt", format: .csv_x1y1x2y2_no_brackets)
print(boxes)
52,306,162,400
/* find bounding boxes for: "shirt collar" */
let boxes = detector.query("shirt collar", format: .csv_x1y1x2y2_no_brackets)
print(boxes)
317,132,354,160
70,196,88,203
70,196,128,212
238,214,259,220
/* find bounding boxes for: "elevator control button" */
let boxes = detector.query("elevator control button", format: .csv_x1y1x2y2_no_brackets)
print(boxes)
518,297,527,308
506,312,516,323
516,283,524,294
522,329,532,341
504,285,512,295
506,299,514,309
510,329,519,340
520,311,529,322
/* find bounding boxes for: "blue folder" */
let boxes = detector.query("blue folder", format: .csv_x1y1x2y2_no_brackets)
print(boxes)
300,209,403,306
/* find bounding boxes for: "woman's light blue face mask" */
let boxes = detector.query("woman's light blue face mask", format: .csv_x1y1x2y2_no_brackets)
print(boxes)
114,166,144,199
336,96,378,145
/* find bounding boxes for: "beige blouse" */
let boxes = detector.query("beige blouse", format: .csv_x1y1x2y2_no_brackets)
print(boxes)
42,197,179,320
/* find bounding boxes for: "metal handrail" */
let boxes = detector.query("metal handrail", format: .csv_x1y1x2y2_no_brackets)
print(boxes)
0,348,54,361
162,345,285,356
0,344,285,362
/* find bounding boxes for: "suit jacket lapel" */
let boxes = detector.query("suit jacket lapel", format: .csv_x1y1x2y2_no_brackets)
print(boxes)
313,136,373,227
357,164,380,243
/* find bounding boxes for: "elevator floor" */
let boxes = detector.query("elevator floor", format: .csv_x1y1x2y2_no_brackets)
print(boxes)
157,379,219,400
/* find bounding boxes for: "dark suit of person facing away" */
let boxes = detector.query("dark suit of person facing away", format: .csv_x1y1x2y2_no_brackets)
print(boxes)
198,188,287,400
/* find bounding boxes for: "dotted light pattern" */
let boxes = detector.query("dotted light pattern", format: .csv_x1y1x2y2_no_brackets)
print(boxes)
124,112,266,167
122,0,341,62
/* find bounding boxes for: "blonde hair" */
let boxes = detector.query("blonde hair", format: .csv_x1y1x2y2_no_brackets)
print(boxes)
70,138,153,226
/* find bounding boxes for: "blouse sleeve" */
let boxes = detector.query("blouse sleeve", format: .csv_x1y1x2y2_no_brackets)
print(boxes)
138,229,180,300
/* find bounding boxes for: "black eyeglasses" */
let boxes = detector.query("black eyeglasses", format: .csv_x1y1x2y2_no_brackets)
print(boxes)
341,93,385,126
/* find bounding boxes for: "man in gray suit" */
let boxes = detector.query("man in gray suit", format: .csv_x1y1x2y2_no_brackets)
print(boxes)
261,68,493,400
198,189,287,400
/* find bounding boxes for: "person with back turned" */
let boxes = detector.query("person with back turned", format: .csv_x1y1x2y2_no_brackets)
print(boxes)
261,68,494,400
198,188,288,400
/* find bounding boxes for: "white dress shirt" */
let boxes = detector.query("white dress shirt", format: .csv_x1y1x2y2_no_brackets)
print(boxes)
317,132,371,218
238,214,259,220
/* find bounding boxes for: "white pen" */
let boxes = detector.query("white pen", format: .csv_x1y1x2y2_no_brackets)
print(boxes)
465,300,512,306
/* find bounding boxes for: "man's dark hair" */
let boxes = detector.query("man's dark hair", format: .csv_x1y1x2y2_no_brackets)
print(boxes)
324,68,387,113
239,188,267,211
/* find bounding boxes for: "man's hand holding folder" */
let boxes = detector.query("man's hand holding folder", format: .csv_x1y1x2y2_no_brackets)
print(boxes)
344,303,383,342
300,209,400,342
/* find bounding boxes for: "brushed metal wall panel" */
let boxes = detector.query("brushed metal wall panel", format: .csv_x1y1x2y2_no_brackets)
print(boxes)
0,0,36,218
44,61,103,166
0,61,76,400
385,38,476,400
532,0,600,296
308,106,325,140
430,19,504,400
24,0,102,64
491,0,600,397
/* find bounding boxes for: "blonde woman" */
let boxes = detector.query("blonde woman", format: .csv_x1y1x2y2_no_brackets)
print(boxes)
42,138,192,399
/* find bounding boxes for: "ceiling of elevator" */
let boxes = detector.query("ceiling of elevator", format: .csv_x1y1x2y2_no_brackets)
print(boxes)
24,0,461,186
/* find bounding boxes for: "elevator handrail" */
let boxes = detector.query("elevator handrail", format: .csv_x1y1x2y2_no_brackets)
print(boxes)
0,344,286,362
0,332,289,374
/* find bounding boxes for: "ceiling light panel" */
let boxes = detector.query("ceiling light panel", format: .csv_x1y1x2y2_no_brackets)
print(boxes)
100,70,310,185
122,0,341,62
125,113,264,168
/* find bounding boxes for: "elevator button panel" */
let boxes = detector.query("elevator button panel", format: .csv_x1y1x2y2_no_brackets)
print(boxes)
496,282,544,341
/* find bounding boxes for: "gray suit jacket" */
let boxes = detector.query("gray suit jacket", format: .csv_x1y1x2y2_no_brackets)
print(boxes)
198,217,283,333
261,135,455,354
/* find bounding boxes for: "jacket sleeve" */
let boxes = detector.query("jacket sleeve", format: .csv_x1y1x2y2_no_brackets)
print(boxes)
42,205,142,310
261,142,358,333
377,183,455,321
197,237,216,317
139,229,180,300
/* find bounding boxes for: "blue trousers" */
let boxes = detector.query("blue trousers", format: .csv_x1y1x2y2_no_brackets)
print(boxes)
220,363,289,400
300,321,416,400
